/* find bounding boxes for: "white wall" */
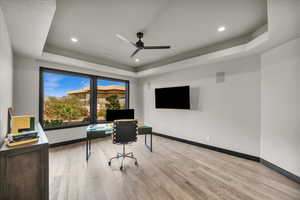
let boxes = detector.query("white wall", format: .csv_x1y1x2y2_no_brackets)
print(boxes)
138,55,261,157
261,37,300,177
0,7,13,145
13,55,139,144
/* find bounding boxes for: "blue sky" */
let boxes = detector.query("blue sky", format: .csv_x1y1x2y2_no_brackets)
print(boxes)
44,72,125,97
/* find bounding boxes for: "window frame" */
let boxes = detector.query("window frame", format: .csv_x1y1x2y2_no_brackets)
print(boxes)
39,67,130,131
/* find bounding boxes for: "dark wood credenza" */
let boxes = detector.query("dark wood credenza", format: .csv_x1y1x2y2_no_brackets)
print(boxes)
0,123,49,200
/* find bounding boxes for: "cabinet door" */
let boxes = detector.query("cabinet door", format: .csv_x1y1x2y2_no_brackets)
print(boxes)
0,145,48,200
7,150,42,200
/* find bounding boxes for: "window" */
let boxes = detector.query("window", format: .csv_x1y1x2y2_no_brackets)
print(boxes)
97,79,127,121
40,68,129,130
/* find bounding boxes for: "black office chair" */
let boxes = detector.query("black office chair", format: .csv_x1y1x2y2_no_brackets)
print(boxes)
108,120,138,170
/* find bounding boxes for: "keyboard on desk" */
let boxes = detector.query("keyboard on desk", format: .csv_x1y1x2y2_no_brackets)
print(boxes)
87,123,113,132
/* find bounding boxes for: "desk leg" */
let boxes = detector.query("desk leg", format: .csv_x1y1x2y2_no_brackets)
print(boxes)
89,139,91,153
150,132,152,152
86,138,88,161
144,132,153,152
86,138,92,161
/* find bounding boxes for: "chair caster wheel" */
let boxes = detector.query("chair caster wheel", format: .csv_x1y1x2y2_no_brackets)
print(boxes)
120,166,123,170
134,161,138,166
108,161,111,166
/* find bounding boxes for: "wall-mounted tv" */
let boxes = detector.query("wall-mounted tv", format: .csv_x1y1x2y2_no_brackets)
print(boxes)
155,86,190,109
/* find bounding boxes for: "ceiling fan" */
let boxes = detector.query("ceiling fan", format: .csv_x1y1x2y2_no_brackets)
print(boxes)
116,32,171,57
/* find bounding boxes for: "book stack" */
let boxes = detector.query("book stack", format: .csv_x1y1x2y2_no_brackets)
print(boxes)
6,131,39,147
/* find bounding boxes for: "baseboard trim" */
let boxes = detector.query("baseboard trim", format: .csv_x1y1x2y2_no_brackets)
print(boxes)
50,138,86,147
153,132,260,162
260,159,300,184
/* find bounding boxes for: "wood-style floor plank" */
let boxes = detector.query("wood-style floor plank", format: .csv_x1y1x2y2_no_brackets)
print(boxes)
49,136,300,200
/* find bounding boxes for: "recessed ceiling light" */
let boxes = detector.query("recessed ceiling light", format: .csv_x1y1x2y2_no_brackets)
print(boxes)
218,26,226,32
135,58,140,63
70,37,78,43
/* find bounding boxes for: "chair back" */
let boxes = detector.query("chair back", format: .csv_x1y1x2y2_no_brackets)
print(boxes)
113,120,138,144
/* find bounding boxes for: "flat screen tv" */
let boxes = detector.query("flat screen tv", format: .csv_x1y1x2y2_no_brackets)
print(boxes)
155,86,190,109
106,109,135,122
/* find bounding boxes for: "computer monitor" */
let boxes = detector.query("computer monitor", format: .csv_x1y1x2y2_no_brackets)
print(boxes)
106,109,135,122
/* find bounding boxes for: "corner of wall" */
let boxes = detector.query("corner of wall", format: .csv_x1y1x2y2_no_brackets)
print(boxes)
0,6,13,144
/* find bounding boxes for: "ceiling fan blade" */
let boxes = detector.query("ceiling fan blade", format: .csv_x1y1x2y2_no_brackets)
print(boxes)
116,34,136,47
144,45,171,49
130,48,140,57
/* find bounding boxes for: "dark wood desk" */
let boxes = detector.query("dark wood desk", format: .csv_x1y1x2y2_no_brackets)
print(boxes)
86,124,152,161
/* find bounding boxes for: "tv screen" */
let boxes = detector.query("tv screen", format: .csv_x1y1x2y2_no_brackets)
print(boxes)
106,109,135,122
155,86,190,109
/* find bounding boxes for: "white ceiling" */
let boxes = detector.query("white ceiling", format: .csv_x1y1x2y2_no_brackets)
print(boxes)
45,0,267,68
0,0,56,57
2,0,298,78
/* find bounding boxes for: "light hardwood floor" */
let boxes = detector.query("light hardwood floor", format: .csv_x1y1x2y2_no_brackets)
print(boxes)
49,135,300,200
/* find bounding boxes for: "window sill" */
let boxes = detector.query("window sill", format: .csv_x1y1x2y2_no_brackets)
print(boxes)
43,122,90,131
